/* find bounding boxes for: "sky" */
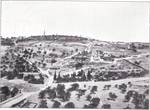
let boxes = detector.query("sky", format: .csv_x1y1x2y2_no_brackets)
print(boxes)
1,1,149,42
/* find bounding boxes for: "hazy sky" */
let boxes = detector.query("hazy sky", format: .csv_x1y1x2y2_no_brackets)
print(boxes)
1,1,149,42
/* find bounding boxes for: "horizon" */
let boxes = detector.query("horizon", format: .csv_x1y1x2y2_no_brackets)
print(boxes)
1,34,149,43
1,1,149,42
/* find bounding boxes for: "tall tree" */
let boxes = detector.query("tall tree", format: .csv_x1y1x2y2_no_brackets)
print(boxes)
87,70,92,81
54,71,57,81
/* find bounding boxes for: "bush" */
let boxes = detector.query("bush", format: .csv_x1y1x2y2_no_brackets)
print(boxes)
64,102,75,108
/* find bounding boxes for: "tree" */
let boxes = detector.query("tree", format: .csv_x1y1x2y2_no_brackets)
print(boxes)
63,91,71,101
108,92,117,101
84,97,100,108
90,86,97,94
56,84,65,98
144,99,149,109
43,51,47,55
51,58,57,65
57,73,62,82
102,104,111,109
91,97,100,106
53,71,57,81
38,100,48,108
39,90,45,99
47,88,56,99
129,43,137,52
82,73,86,81
68,83,79,91
64,102,75,108
75,48,78,52
87,71,92,81
86,94,92,101
1,86,11,96
52,101,61,108
75,62,83,70
52,48,56,52
11,87,19,97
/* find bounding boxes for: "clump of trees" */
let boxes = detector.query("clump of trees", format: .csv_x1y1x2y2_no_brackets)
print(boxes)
53,69,92,83
1,38,15,46
0,86,20,102
123,90,149,109
24,74,44,84
38,84,71,103
0,48,39,81
53,66,146,83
